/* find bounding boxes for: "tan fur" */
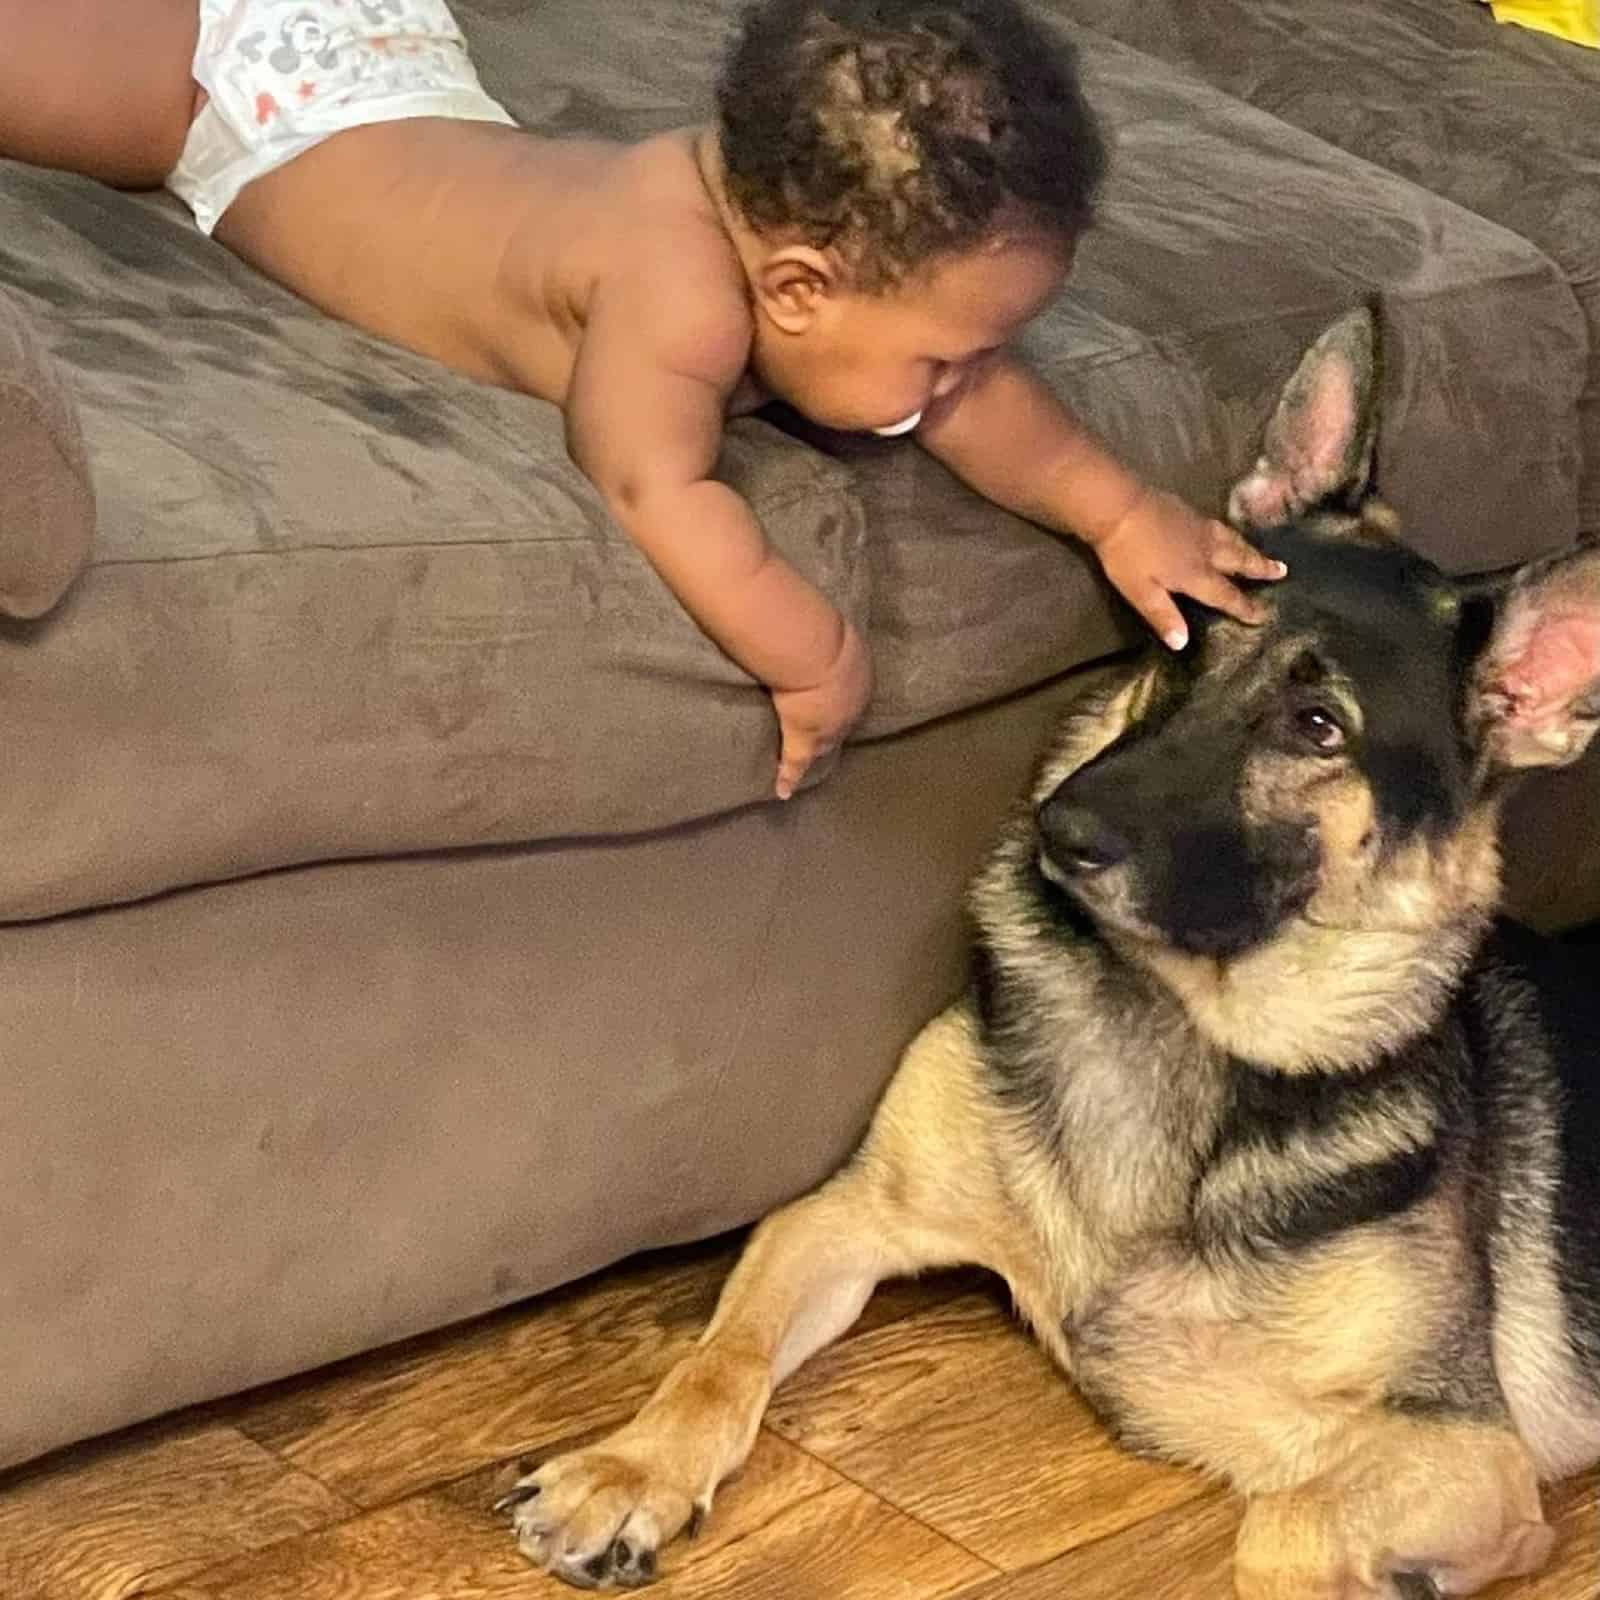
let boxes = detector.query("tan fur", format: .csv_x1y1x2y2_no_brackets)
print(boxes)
1200,803,1495,1073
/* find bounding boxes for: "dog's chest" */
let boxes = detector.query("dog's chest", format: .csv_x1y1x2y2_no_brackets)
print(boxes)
1053,1042,1210,1231
991,1011,1225,1337
1037,990,1224,1233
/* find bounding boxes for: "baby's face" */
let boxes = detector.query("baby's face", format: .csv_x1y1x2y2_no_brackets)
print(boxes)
754,234,1072,434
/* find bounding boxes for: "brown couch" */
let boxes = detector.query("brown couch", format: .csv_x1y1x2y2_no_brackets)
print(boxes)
3,0,1598,1473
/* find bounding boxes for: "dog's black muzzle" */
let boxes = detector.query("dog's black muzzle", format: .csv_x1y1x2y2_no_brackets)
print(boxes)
1037,743,1319,959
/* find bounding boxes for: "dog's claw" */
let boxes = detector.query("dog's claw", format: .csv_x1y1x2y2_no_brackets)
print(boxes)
493,1481,541,1515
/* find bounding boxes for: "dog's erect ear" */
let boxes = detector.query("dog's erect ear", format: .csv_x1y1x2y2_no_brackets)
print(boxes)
1228,310,1380,532
1472,545,1600,770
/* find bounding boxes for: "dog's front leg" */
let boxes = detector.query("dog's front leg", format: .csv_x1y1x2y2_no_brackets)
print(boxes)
504,1004,1012,1588
504,1161,949,1589
1233,1417,1554,1600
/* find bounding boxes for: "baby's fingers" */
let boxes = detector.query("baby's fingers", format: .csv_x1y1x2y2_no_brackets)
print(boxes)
775,736,812,802
1126,578,1192,653
1189,567,1270,627
1210,522,1288,584
776,723,836,801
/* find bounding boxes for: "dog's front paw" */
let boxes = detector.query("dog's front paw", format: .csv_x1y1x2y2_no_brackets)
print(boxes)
496,1442,704,1589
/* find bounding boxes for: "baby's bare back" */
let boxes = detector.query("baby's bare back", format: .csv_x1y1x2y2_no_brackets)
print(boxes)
214,120,749,402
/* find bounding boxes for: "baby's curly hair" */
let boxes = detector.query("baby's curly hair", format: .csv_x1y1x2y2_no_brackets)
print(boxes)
716,0,1106,290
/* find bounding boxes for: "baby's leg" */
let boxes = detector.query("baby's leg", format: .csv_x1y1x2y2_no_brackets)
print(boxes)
0,0,199,188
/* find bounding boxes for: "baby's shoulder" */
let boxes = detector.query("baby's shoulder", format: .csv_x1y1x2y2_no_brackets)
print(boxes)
610,131,744,267
586,135,754,373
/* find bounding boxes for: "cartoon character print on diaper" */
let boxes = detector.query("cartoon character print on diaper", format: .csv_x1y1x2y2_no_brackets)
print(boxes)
262,15,342,73
213,0,483,130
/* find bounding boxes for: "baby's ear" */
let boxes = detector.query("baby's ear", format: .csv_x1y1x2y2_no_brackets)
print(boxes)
1229,309,1380,532
754,246,837,334
1472,545,1600,770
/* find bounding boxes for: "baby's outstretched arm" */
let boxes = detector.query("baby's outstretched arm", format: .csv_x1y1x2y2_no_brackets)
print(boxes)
917,352,1284,649
566,287,870,798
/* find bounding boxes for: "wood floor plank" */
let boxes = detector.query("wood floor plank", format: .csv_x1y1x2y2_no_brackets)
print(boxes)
765,1292,1210,1571
171,1430,992,1600
946,1486,1240,1600
0,1420,350,1600
226,1240,987,1512
9,1235,1593,1600
228,1244,736,1509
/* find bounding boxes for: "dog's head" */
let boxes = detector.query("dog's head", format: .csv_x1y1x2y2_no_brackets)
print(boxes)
1033,310,1600,964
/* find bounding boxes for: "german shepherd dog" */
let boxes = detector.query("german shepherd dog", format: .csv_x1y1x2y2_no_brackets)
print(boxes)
504,311,1600,1597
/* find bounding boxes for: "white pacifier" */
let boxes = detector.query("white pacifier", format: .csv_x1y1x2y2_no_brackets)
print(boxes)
870,409,923,438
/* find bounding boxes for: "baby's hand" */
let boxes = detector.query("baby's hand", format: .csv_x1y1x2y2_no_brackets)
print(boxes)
1088,489,1286,649
771,621,873,800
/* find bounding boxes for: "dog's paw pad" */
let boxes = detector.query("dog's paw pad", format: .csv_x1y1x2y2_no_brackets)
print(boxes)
614,1540,658,1586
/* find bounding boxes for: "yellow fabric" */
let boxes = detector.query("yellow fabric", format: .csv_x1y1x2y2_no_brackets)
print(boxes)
1490,0,1600,47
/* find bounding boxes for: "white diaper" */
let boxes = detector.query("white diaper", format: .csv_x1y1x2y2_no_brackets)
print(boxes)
167,0,517,234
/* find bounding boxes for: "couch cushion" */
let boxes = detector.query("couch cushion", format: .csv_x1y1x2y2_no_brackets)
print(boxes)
0,162,866,921
0,281,94,618
1051,0,1600,535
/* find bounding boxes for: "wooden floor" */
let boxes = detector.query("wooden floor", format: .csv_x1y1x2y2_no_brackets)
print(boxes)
3,1235,1595,1600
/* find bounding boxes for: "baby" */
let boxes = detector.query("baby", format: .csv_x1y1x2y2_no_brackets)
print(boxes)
0,0,1283,797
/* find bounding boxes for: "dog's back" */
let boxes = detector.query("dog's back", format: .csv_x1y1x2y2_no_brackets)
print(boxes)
1473,922,1600,1477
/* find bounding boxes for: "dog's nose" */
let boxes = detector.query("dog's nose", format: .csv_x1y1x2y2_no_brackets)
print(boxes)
1037,798,1132,874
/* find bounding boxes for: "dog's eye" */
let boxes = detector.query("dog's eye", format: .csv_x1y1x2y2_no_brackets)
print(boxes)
1295,706,1346,754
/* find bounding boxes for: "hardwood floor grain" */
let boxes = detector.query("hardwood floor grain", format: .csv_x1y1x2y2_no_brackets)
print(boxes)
226,1243,982,1513
765,1291,1209,1570
947,1487,1242,1600
0,1421,350,1600
2,1239,1594,1600
228,1242,741,1510
165,1434,990,1600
